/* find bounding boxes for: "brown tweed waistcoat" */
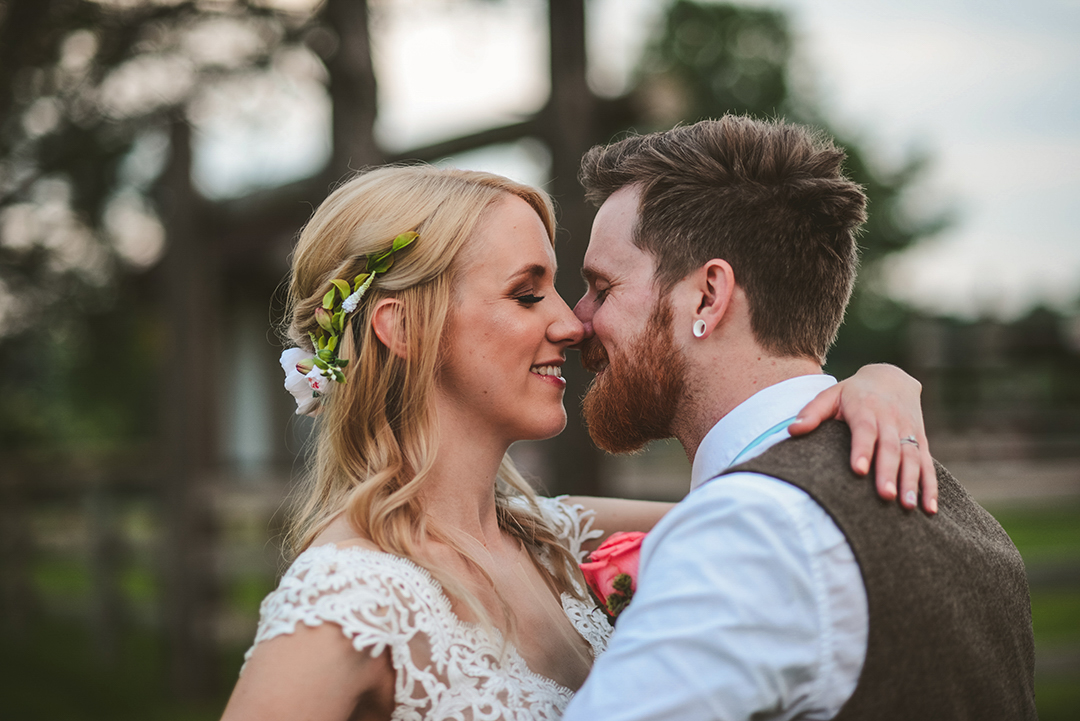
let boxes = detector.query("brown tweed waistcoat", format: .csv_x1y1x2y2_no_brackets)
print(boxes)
722,421,1037,720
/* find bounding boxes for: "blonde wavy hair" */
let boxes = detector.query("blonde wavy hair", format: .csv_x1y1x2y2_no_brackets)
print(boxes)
282,165,586,623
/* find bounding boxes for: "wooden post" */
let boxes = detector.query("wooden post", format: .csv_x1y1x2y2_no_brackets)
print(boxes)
541,0,605,496
86,476,124,665
158,118,220,701
0,465,35,637
324,0,384,173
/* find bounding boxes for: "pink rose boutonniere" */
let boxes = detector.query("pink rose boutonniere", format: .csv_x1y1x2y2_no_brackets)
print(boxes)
580,531,646,625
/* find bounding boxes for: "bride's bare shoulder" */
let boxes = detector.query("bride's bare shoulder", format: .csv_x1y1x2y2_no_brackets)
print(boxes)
223,619,395,721
308,515,381,553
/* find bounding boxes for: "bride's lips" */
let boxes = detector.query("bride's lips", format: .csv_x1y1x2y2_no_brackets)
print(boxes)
530,362,567,387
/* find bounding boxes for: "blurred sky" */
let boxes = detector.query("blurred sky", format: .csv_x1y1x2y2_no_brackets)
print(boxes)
194,0,1080,321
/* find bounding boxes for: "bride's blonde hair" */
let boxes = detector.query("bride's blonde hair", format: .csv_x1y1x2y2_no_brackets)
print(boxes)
282,165,586,619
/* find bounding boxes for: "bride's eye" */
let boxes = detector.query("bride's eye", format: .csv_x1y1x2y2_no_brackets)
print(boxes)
514,293,545,306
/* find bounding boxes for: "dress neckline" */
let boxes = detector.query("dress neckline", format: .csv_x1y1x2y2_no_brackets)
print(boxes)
302,542,588,697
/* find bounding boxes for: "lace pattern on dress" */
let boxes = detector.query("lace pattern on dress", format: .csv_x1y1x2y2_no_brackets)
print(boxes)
528,495,604,563
243,496,611,720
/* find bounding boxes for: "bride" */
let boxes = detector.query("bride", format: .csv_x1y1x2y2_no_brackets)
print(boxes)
221,165,933,720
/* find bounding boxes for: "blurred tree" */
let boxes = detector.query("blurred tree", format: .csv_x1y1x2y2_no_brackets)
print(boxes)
630,0,950,376
0,0,376,701
0,0,326,428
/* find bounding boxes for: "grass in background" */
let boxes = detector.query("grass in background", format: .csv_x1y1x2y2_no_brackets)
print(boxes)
0,617,236,721
990,502,1080,721
5,503,1078,720
992,503,1080,561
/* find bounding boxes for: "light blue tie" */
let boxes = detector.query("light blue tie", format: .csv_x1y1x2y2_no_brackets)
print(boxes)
728,416,799,467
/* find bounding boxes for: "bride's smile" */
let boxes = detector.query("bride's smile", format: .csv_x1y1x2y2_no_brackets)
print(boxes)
530,363,566,385
436,193,583,446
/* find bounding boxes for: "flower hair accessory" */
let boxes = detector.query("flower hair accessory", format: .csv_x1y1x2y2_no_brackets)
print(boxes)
280,231,418,416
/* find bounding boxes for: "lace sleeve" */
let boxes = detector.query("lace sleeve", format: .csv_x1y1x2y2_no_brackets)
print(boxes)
243,543,582,719
533,495,604,562
242,544,447,673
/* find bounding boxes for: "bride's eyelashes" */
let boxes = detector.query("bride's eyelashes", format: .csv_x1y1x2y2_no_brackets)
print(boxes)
514,293,545,306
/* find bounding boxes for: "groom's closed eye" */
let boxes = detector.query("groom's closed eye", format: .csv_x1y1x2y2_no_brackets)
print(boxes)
580,269,611,304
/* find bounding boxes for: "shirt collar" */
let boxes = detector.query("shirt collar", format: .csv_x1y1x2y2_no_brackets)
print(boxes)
689,374,837,492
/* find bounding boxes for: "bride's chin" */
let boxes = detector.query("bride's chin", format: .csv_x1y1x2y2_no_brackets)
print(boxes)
524,411,568,443
545,417,568,440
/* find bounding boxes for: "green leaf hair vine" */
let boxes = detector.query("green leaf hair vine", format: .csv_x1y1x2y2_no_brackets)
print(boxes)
293,231,419,395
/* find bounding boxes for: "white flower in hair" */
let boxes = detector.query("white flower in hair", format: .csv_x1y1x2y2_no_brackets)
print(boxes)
341,272,375,313
280,347,326,417
278,231,418,417
304,366,332,393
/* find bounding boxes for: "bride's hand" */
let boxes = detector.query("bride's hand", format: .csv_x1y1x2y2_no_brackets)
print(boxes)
788,364,937,514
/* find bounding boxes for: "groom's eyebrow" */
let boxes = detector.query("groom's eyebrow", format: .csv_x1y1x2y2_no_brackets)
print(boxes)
580,266,605,285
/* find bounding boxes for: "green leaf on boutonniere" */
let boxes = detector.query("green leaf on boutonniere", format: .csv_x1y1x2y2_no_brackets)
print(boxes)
322,288,336,309
353,273,370,292
327,334,338,352
312,358,329,371
333,310,345,333
336,358,349,368
317,349,335,363
605,573,635,619
330,279,351,299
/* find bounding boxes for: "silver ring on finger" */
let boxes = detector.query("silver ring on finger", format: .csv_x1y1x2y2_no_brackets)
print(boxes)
900,435,920,449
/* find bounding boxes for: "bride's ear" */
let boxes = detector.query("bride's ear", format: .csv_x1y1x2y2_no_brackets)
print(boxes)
371,298,408,359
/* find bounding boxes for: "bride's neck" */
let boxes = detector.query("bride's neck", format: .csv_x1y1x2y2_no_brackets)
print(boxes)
419,415,509,547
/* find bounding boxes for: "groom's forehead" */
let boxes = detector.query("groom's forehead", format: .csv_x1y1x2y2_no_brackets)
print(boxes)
581,246,654,286
580,245,629,277
586,185,649,251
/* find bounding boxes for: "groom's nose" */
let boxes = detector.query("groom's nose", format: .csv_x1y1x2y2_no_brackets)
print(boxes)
572,295,594,338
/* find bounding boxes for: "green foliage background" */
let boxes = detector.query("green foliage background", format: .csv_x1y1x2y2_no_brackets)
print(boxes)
635,0,950,376
0,1,1075,719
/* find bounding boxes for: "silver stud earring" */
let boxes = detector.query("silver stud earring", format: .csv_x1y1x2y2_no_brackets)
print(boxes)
693,320,707,338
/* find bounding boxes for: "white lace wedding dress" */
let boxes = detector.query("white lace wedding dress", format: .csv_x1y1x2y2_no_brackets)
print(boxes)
242,496,612,720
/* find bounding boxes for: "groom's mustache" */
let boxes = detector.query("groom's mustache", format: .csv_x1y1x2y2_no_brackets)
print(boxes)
578,337,609,374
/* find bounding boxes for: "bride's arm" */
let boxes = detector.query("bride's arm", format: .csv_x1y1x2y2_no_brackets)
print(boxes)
789,363,937,514
561,496,675,554
221,624,394,721
565,363,936,552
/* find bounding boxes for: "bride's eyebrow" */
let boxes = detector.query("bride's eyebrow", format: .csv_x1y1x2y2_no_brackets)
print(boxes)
505,263,557,291
507,263,549,284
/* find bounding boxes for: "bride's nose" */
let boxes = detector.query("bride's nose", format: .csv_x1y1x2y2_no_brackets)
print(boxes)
549,295,585,346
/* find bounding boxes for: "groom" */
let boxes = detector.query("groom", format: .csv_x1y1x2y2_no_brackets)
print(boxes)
562,117,1036,720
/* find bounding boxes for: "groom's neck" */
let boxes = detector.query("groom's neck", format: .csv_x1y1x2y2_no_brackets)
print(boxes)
673,346,822,464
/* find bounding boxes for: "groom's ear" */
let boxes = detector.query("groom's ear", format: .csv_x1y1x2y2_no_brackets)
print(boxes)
686,259,736,339
371,298,409,359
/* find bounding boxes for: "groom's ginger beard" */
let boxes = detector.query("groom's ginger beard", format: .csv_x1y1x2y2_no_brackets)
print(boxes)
580,299,687,454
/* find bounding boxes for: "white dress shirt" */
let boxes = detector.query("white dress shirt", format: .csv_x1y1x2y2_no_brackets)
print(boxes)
563,375,868,721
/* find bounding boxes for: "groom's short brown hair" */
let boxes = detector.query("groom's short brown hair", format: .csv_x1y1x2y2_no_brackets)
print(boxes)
579,115,866,364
